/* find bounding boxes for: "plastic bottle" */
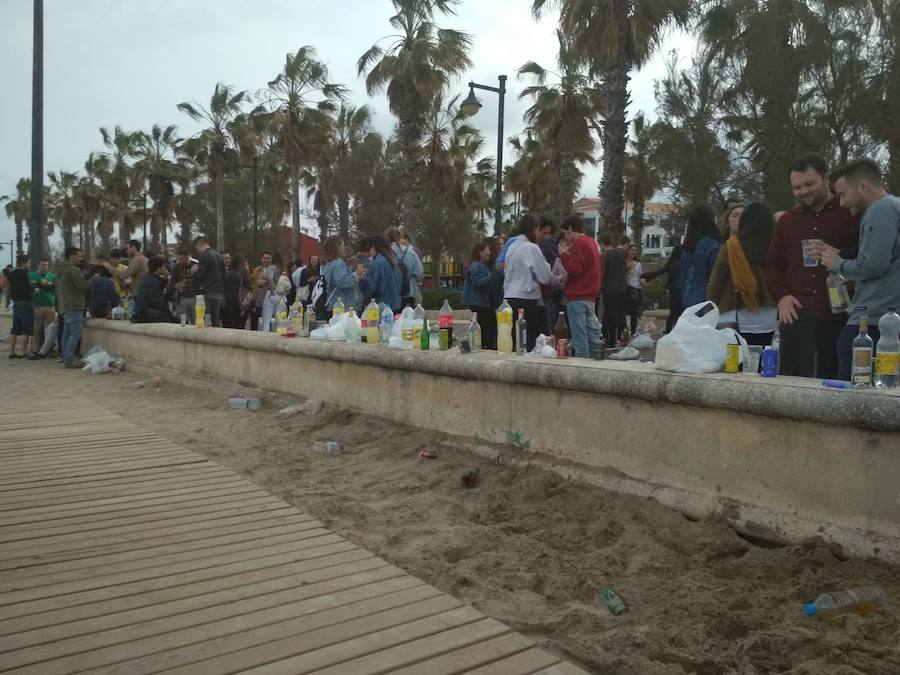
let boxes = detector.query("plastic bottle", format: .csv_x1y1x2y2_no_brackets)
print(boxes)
497,300,514,354
827,272,851,314
195,295,206,328
345,308,361,342
470,317,482,352
770,326,781,374
275,298,289,336
804,586,886,618
400,306,415,350
366,299,381,345
380,309,394,345
412,303,426,350
429,319,440,351
332,297,345,317
852,309,874,388
515,308,528,355
228,397,261,411
439,299,454,349
291,303,304,338
875,308,900,388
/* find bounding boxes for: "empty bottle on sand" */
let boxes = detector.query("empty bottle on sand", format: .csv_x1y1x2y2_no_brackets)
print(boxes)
804,586,886,618
875,308,900,388
228,397,261,411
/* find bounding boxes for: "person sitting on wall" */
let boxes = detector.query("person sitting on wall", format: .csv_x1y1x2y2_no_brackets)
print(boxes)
132,256,176,323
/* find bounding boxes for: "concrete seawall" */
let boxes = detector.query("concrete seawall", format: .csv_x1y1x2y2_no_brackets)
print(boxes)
5,315,900,561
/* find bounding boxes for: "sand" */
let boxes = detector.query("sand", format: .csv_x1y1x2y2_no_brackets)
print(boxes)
4,352,900,675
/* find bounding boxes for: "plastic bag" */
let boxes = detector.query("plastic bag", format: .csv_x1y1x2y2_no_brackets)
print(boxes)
81,347,126,374
524,334,557,358
310,312,354,341
388,315,403,349
654,302,747,374
630,331,655,350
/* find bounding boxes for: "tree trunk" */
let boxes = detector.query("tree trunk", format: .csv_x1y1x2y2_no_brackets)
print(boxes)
630,195,645,252
215,174,225,253
598,56,631,238
118,213,129,249
557,154,579,224
15,222,24,256
317,210,329,244
396,106,424,233
888,137,900,196
180,219,192,248
290,160,301,261
337,192,350,239
83,218,94,262
161,213,169,256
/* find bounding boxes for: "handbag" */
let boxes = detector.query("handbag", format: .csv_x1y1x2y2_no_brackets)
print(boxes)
239,275,255,312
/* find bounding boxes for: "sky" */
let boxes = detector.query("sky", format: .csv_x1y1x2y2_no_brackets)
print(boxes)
0,0,695,250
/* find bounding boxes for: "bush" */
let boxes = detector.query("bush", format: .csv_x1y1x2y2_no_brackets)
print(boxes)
420,288,463,310
642,277,669,310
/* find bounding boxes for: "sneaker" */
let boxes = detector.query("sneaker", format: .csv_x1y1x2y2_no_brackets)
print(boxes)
27,352,44,361
8,353,20,359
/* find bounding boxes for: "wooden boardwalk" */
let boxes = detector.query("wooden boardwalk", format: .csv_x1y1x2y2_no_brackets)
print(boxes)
0,398,588,675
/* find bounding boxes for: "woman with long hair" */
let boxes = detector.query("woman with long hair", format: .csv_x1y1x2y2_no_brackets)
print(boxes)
223,254,252,329
295,255,321,310
680,205,722,307
503,213,555,351
625,244,645,335
721,202,744,240
321,236,365,319
707,201,777,345
360,234,402,312
463,240,497,349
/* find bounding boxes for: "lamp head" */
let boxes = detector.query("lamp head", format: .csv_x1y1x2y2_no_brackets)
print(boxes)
461,86,482,117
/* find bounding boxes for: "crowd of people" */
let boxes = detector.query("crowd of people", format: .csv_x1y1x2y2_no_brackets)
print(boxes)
3,153,898,381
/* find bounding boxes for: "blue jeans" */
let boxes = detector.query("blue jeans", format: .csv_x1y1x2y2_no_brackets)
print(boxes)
567,300,601,358
837,323,880,381
62,310,85,364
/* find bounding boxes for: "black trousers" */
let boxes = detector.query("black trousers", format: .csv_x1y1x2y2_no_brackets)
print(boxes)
469,305,497,350
602,291,627,345
507,298,544,352
779,312,843,379
666,288,683,333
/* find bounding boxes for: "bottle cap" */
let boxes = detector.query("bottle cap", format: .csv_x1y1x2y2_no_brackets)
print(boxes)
803,603,817,617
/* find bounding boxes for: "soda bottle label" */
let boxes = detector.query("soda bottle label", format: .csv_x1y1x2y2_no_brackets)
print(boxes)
402,328,414,342
367,308,380,324
828,288,845,311
725,343,740,373
875,352,900,375
439,315,453,328
497,310,512,325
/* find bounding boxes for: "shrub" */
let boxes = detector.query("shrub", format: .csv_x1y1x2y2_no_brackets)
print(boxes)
642,277,669,309
420,288,463,310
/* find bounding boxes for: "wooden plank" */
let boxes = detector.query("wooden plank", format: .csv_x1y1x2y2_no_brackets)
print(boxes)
0,501,295,546
0,456,208,486
0,507,310,593
0,542,361,635
239,609,495,675
387,633,539,675
3,570,416,674
0,470,245,508
0,534,356,620
92,587,449,675
1,447,191,473
529,662,591,675
0,435,161,457
0,443,190,471
0,415,118,432
0,483,262,527
461,648,562,675
0,529,337,602
0,555,388,651
0,493,283,536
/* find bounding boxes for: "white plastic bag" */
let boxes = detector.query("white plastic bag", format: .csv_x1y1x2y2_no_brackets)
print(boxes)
310,312,353,341
524,334,556,358
654,302,747,374
630,331,655,350
81,347,126,374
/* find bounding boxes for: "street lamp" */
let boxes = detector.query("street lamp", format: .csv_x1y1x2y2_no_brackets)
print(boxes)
461,75,506,238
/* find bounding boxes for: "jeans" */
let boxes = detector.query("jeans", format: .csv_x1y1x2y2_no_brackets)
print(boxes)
778,312,843,379
204,294,224,327
62,310,85,364
177,296,196,326
567,300,602,358
837,323,881,382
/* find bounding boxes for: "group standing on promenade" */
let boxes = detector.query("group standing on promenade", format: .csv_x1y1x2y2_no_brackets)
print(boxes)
3,153,899,381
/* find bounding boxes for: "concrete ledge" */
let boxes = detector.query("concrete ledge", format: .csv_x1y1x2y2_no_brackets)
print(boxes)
4,314,900,562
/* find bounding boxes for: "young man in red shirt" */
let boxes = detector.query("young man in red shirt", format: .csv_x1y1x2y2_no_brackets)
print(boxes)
559,215,602,358
764,153,859,378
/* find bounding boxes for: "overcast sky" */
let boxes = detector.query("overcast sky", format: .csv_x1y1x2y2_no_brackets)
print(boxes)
0,0,694,250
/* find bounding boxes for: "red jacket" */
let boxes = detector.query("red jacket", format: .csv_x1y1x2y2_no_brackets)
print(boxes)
560,235,601,301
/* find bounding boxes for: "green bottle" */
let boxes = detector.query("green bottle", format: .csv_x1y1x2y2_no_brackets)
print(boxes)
599,589,626,615
421,318,430,350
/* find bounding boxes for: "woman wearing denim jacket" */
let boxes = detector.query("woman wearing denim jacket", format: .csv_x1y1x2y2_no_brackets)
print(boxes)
463,240,497,349
321,235,364,319
359,235,403,313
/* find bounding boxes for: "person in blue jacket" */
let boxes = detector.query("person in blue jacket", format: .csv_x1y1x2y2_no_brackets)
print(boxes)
360,234,402,313
462,240,497,349
680,205,722,307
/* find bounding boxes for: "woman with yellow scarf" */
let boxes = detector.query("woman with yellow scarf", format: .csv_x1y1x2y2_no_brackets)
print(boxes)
707,202,778,346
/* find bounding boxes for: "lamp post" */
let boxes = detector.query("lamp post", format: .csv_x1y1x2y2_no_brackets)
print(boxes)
461,75,506,238
142,191,148,252
30,0,44,266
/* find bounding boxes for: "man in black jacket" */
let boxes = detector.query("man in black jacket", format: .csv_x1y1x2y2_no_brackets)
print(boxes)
192,236,226,327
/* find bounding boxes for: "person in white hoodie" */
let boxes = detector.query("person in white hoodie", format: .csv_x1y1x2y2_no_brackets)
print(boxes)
504,213,560,351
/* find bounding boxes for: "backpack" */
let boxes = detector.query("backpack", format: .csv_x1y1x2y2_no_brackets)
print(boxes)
311,274,327,315
397,247,411,298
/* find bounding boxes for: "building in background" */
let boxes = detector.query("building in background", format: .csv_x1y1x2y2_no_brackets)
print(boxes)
574,197,679,258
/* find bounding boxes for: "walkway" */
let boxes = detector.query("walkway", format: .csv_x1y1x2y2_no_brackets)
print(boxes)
0,397,587,675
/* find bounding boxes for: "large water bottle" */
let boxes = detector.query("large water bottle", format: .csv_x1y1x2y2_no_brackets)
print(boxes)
412,303,426,350
380,309,394,345
804,586,886,618
496,300,513,354
874,308,900,388
400,306,415,350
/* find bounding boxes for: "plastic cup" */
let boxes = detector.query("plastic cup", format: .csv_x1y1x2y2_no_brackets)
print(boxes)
180,314,187,327
801,239,821,267
745,345,763,374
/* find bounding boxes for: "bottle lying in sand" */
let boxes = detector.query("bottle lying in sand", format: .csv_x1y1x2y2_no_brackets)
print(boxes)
228,397,261,412
804,586,886,618
599,589,626,615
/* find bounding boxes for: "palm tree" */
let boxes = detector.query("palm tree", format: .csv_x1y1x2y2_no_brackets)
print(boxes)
518,30,600,222
332,104,378,238
73,154,107,260
99,125,140,246
178,83,247,251
868,1,900,193
133,124,192,253
259,46,345,260
624,112,662,248
533,0,693,235
505,132,556,216
358,0,472,233
0,178,31,255
46,170,80,249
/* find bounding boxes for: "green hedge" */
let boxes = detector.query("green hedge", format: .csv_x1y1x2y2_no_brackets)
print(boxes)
421,288,463,310
642,277,669,309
